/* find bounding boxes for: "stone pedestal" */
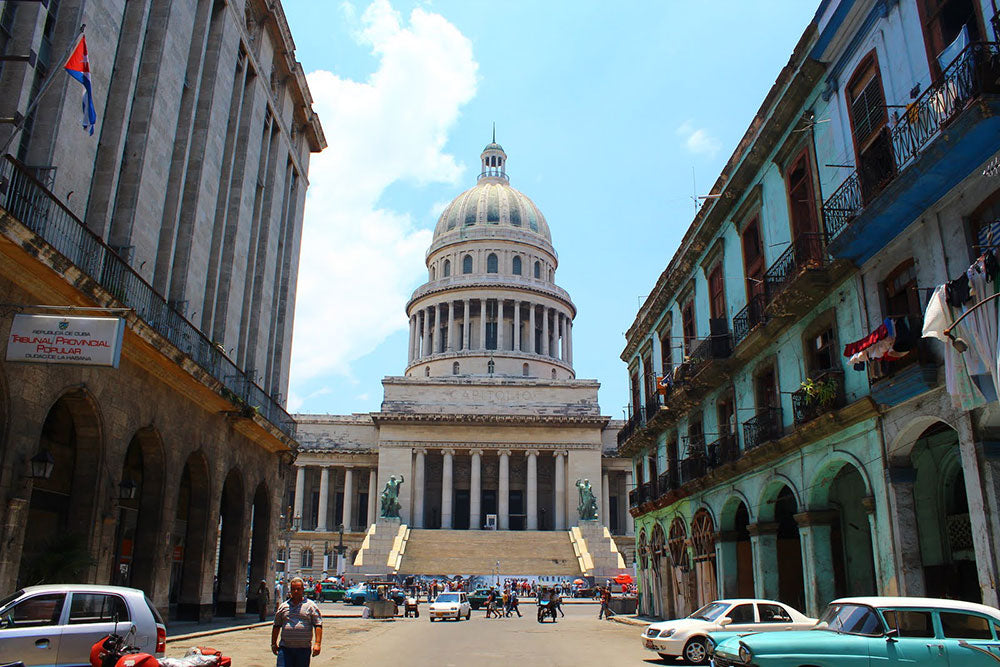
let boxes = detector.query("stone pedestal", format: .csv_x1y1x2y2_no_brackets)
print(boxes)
575,519,627,577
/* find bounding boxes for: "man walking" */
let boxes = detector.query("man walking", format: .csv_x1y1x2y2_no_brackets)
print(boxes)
271,577,323,667
257,580,270,622
598,586,612,620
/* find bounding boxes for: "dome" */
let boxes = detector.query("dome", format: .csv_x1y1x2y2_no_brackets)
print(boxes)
432,141,551,242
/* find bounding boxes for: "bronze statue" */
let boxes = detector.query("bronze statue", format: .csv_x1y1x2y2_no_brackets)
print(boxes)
576,478,598,520
380,474,405,519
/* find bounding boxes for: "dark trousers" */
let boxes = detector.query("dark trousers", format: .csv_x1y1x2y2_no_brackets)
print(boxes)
276,647,311,667
598,601,609,619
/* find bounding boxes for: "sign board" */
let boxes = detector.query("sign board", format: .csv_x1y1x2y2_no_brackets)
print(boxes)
485,514,497,530
6,314,125,367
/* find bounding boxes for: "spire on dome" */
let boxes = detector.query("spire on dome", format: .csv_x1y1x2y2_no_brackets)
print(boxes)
479,133,508,182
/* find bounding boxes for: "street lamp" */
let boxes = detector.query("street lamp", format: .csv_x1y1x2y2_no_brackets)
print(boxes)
29,449,54,479
943,291,1000,353
278,505,300,580
118,477,138,500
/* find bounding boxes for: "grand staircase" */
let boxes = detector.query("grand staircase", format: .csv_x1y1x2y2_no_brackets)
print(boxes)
397,529,580,575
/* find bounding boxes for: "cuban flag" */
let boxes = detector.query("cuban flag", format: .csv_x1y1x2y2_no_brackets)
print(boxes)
64,34,96,135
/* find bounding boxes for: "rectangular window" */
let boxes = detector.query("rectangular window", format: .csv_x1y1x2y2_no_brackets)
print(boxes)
682,299,696,355
882,609,935,638
807,326,837,373
660,330,673,377
785,148,819,239
847,54,895,203
741,217,765,301
755,365,778,410
643,352,654,402
940,612,993,639
630,369,641,416
68,593,130,625
708,265,726,320
915,0,983,78
757,603,793,623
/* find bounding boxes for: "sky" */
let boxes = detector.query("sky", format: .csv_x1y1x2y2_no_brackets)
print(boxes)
283,0,820,419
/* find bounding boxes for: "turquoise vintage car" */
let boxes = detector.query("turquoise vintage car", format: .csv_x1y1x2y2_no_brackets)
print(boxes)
710,596,1000,666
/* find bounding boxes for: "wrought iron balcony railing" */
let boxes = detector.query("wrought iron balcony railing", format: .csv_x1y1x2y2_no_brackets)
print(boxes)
763,232,828,300
657,469,678,497
0,156,295,436
733,293,768,347
679,454,707,485
791,369,846,425
678,332,733,380
644,393,662,422
616,410,642,447
706,433,741,468
742,407,783,452
628,487,640,509
823,42,1000,240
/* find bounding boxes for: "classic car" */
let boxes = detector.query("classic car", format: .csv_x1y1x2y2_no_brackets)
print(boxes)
710,596,1000,666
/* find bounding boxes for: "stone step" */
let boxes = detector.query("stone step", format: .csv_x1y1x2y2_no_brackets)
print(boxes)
397,529,582,575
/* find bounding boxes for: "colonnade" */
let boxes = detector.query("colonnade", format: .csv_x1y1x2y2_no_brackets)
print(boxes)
407,299,573,364
293,465,378,532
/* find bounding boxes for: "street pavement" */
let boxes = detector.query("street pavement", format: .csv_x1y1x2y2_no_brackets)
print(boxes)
166,600,666,666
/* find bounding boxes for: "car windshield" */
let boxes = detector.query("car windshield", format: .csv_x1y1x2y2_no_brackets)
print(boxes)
436,593,459,603
815,603,884,636
688,602,729,622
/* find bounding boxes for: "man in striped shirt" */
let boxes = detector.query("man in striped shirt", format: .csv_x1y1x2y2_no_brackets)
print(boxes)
271,577,323,667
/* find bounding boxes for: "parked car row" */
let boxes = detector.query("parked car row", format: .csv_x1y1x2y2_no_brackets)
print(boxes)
638,595,1000,666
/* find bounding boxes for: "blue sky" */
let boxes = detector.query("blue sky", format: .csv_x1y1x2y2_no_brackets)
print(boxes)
284,0,819,418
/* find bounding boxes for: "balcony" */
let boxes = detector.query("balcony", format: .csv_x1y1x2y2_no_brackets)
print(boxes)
742,407,783,451
676,330,733,393
657,469,678,497
706,433,740,468
823,42,1000,264
679,453,707,485
616,411,642,448
763,233,853,318
0,157,295,437
791,370,846,425
644,393,663,422
733,294,768,349
869,337,939,407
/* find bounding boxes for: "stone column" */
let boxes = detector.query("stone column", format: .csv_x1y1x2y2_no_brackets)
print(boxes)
554,450,566,530
408,314,416,362
526,450,538,530
446,302,456,351
294,465,306,522
794,510,837,618
884,467,924,596
470,449,482,530
557,313,564,360
479,298,487,350
747,522,780,600
367,468,377,526
413,449,426,528
567,319,573,365
341,467,355,532
542,307,549,357
513,301,521,351
463,298,471,351
957,415,1000,608
441,449,454,529
625,470,635,536
528,303,536,354
602,471,611,528
715,532,740,598
499,449,510,530
423,307,432,358
317,466,330,532
497,300,505,351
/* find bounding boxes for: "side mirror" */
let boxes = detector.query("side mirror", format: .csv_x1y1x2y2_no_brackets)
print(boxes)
885,628,899,642
719,617,733,627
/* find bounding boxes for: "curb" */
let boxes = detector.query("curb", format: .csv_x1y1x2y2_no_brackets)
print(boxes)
609,615,652,627
167,614,365,643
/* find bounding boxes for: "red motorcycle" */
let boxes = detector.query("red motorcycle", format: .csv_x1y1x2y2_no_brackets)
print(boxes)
90,627,231,667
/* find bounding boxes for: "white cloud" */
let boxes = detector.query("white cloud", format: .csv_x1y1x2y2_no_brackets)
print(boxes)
289,0,478,406
676,120,721,158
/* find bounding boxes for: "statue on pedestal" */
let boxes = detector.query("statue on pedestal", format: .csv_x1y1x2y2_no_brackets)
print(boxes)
575,478,598,520
380,475,405,519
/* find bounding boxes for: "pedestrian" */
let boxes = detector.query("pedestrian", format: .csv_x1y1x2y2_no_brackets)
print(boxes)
485,589,497,618
257,580,270,622
271,577,322,667
501,588,510,617
553,590,564,618
510,592,521,618
598,586,612,620
274,579,283,612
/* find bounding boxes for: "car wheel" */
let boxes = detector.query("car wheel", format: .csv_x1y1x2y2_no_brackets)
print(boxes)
466,610,471,620
683,637,708,665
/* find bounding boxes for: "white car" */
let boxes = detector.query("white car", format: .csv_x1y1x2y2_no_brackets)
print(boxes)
0,584,166,667
640,598,815,665
428,592,471,621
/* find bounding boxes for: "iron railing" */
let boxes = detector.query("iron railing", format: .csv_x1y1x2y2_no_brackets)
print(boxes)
628,487,640,509
679,332,733,379
644,392,662,422
824,42,1000,239
679,454,707,485
657,469,678,497
0,156,296,436
763,232,828,299
791,369,846,425
617,407,646,447
706,433,740,467
742,407,783,451
733,293,768,347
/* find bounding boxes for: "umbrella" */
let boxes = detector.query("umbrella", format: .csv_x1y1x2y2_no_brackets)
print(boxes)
613,573,633,584
573,578,586,585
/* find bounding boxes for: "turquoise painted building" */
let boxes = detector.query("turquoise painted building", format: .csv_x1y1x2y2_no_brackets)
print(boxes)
620,0,1000,620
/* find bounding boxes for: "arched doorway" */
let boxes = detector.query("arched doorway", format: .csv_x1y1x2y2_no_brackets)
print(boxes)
215,468,246,616
637,530,650,615
18,390,103,587
827,464,876,598
170,451,211,621
719,497,754,598
247,482,271,615
774,485,804,610
667,517,689,617
112,429,165,596
651,523,668,618
911,423,980,602
691,509,717,606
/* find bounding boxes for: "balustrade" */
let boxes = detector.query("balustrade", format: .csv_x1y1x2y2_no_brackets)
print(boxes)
742,407,783,451
733,294,768,347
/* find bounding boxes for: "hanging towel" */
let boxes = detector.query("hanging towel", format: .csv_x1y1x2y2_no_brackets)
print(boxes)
843,318,893,358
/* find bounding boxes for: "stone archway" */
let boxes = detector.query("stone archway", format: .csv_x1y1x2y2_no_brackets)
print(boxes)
637,529,650,615
651,522,669,619
171,450,212,621
215,468,246,616
667,517,690,617
691,509,717,607
824,463,876,598
718,496,754,598
112,428,165,596
758,482,805,611
18,389,103,587
247,482,271,615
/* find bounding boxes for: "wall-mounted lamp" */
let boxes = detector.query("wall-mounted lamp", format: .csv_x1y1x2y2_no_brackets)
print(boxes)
30,449,55,480
118,477,138,500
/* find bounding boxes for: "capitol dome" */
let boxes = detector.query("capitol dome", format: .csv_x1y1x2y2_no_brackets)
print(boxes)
432,141,552,244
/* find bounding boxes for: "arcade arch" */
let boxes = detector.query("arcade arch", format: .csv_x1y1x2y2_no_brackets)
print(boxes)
170,450,212,620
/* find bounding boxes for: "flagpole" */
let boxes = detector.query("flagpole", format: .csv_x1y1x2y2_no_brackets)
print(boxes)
0,24,86,157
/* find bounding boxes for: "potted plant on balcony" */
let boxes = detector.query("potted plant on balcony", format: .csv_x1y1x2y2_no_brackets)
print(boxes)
799,375,838,409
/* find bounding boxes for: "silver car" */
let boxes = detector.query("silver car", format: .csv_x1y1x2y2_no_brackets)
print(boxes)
0,584,165,667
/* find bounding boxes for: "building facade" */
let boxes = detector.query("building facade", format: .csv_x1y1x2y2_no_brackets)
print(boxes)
291,143,634,578
0,0,324,621
620,0,1000,620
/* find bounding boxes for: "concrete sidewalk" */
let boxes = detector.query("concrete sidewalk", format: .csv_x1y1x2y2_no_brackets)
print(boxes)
167,607,363,641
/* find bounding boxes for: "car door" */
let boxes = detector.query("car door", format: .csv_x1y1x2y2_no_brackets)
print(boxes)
57,592,134,667
721,603,758,633
874,609,949,666
938,611,1000,665
755,603,795,632
0,592,67,667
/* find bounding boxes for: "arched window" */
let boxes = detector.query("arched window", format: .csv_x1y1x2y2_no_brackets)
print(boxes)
533,261,541,279
301,548,313,568
430,266,436,280
551,369,557,379
487,253,498,273
488,359,495,374
512,256,522,275
452,361,460,375
463,255,473,274
548,269,554,281
424,366,430,377
668,517,689,570
522,363,529,376
691,509,716,560
443,259,451,277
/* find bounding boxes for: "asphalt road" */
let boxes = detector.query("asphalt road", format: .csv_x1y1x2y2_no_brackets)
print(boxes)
166,602,662,667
